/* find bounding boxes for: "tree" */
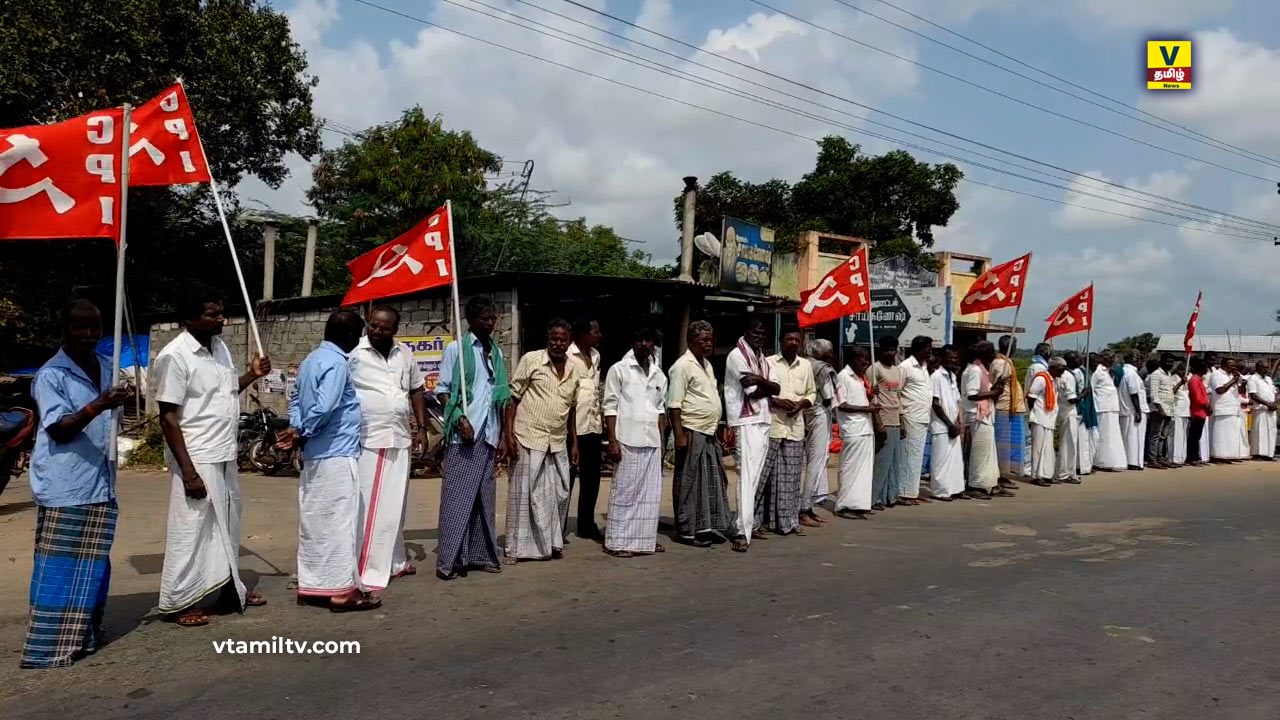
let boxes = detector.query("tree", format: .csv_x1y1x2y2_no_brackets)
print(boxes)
0,0,321,369
1108,333,1160,356
675,136,961,263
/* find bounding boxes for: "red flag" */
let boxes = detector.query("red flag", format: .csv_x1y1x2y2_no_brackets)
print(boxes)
342,205,455,306
797,246,870,328
0,108,124,241
1044,284,1093,340
1183,291,1202,354
959,253,1031,314
128,83,211,186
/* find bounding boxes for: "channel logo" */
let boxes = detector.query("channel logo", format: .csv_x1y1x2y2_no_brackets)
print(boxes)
1147,40,1191,90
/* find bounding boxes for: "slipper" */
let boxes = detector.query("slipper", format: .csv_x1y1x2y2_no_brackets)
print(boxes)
751,530,770,541
173,609,209,627
604,548,634,558
654,543,666,553
502,556,518,565
329,598,382,613
480,564,502,574
731,540,749,553
244,592,268,607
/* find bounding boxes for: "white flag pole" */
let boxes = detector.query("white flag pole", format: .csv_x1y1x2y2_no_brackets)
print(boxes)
446,200,469,412
109,103,133,463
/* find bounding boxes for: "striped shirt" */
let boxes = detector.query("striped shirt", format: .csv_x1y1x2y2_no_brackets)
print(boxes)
511,349,581,452
767,353,816,441
666,350,721,435
568,342,603,436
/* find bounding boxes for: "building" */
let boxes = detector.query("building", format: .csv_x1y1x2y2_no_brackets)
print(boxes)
1156,334,1280,364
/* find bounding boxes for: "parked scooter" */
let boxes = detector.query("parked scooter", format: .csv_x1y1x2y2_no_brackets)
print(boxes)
238,397,300,476
0,376,36,497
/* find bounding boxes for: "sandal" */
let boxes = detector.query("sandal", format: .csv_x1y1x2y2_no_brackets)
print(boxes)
244,591,267,607
654,543,666,553
751,530,770,540
391,564,417,579
173,609,209,627
329,595,382,613
604,548,634,558
731,539,749,553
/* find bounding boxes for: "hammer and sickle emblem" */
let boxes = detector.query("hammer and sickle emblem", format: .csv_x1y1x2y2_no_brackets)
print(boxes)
0,135,75,213
356,243,423,287
802,276,849,314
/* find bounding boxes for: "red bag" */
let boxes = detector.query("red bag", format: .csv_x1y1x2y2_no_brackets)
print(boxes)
828,423,842,453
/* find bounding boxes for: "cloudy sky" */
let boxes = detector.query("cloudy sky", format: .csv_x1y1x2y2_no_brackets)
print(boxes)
241,0,1280,345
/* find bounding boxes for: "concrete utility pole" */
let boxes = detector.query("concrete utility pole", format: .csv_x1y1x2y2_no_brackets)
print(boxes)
678,176,698,283
301,221,318,297
261,224,277,301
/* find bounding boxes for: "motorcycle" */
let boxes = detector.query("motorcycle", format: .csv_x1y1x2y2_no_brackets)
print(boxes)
411,392,448,477
0,406,35,497
238,398,301,476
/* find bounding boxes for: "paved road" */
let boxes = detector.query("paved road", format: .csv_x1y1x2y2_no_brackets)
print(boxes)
2,462,1278,719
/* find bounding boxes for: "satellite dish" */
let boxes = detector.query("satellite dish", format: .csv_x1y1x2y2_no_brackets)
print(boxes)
694,231,721,258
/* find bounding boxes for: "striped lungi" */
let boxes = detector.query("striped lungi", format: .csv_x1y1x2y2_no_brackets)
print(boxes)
604,444,663,553
22,501,118,669
673,430,732,540
995,411,1028,478
437,440,501,574
504,446,571,560
755,438,803,535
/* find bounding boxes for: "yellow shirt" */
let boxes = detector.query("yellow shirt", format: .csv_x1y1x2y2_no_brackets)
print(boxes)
666,350,722,435
767,353,816,441
511,350,581,452
568,343,602,436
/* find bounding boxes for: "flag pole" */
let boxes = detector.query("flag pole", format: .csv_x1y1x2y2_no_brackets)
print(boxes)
446,200,469,411
109,103,133,463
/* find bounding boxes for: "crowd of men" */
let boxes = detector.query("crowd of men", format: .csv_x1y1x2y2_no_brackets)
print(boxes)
18,296,1279,669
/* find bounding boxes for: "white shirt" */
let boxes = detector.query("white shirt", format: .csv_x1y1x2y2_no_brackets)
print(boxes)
1092,364,1119,413
349,336,425,449
1208,367,1240,417
152,331,240,464
1247,373,1275,409
568,343,602,436
767,353,816,441
1147,368,1175,416
1174,377,1191,417
929,368,960,435
1026,372,1058,427
899,354,933,425
724,344,774,427
835,366,873,437
960,363,992,426
1119,364,1145,417
603,349,667,448
1055,369,1078,419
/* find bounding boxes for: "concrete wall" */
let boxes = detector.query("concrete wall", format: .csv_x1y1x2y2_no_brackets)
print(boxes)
148,289,519,416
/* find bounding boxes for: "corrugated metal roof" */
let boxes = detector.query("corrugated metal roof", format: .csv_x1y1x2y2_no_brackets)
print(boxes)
1156,334,1280,354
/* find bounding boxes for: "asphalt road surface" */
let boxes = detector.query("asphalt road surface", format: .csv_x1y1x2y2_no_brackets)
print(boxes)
3,462,1277,719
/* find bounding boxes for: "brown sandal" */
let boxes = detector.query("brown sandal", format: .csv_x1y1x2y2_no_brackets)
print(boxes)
173,608,209,627
245,591,267,607
604,548,634,558
654,543,666,553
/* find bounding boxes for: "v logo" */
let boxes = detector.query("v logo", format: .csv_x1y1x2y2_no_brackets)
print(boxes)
1160,45,1180,65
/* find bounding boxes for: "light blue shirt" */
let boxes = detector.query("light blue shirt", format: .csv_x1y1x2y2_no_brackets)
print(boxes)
29,349,115,507
289,341,362,461
436,336,501,448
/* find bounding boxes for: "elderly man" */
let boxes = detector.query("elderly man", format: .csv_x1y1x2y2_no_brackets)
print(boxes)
1117,350,1147,470
601,326,667,557
566,316,604,541
668,321,733,548
1026,357,1064,486
284,311,377,611
898,335,934,505
991,335,1027,487
504,319,581,563
724,317,781,551
1208,357,1244,463
834,345,877,519
1070,352,1097,476
1092,351,1126,472
153,295,271,626
961,341,1009,498
436,296,510,580
802,338,838,524
870,337,903,509
21,301,131,668
349,306,428,592
1247,361,1276,460
928,345,964,501
756,325,816,536
1145,354,1176,469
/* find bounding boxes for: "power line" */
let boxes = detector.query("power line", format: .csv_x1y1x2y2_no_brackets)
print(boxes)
346,0,1274,243
743,0,1275,183
825,0,1280,170
864,0,1280,169
543,0,1280,233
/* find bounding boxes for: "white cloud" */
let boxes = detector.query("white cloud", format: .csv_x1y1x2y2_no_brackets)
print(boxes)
1072,0,1232,28
1052,169,1193,231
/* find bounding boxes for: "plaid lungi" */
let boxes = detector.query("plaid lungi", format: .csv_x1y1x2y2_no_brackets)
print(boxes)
995,411,1029,478
604,444,663,553
672,430,732,539
437,440,501,574
504,446,571,560
755,438,803,534
22,501,118,669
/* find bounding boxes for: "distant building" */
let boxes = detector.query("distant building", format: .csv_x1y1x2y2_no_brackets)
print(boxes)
1156,334,1280,362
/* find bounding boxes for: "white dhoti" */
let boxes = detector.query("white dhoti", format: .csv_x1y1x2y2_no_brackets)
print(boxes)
1239,412,1250,458
1250,409,1275,458
899,419,928,499
297,455,362,597
159,460,246,613
604,445,663,553
356,446,411,592
505,446,571,559
1119,414,1144,468
1077,416,1094,474
929,431,964,498
1030,423,1056,479
1211,415,1243,460
1171,417,1189,465
1095,412,1125,470
1201,416,1212,463
967,422,999,491
1055,411,1078,480
734,424,771,542
802,412,832,509
834,433,873,511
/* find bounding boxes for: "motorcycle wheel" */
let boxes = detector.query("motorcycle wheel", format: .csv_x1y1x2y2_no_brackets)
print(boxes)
248,439,279,475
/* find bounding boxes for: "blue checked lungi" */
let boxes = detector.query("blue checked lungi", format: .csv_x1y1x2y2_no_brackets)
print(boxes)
22,501,118,669
436,441,501,574
995,411,1028,478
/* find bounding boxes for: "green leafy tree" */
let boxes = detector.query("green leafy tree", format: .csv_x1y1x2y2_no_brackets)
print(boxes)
675,136,961,263
1107,332,1160,356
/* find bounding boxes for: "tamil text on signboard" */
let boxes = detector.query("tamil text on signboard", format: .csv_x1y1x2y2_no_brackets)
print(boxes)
719,216,774,299
844,287,952,346
399,335,453,391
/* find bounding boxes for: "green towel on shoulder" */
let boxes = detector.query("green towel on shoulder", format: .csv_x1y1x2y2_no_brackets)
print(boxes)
443,333,511,441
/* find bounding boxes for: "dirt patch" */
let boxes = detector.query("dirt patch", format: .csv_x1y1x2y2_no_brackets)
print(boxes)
1063,517,1175,538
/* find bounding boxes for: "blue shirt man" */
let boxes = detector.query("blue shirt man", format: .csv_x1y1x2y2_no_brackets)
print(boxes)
30,348,117,507
289,341,362,461
437,335,503,447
